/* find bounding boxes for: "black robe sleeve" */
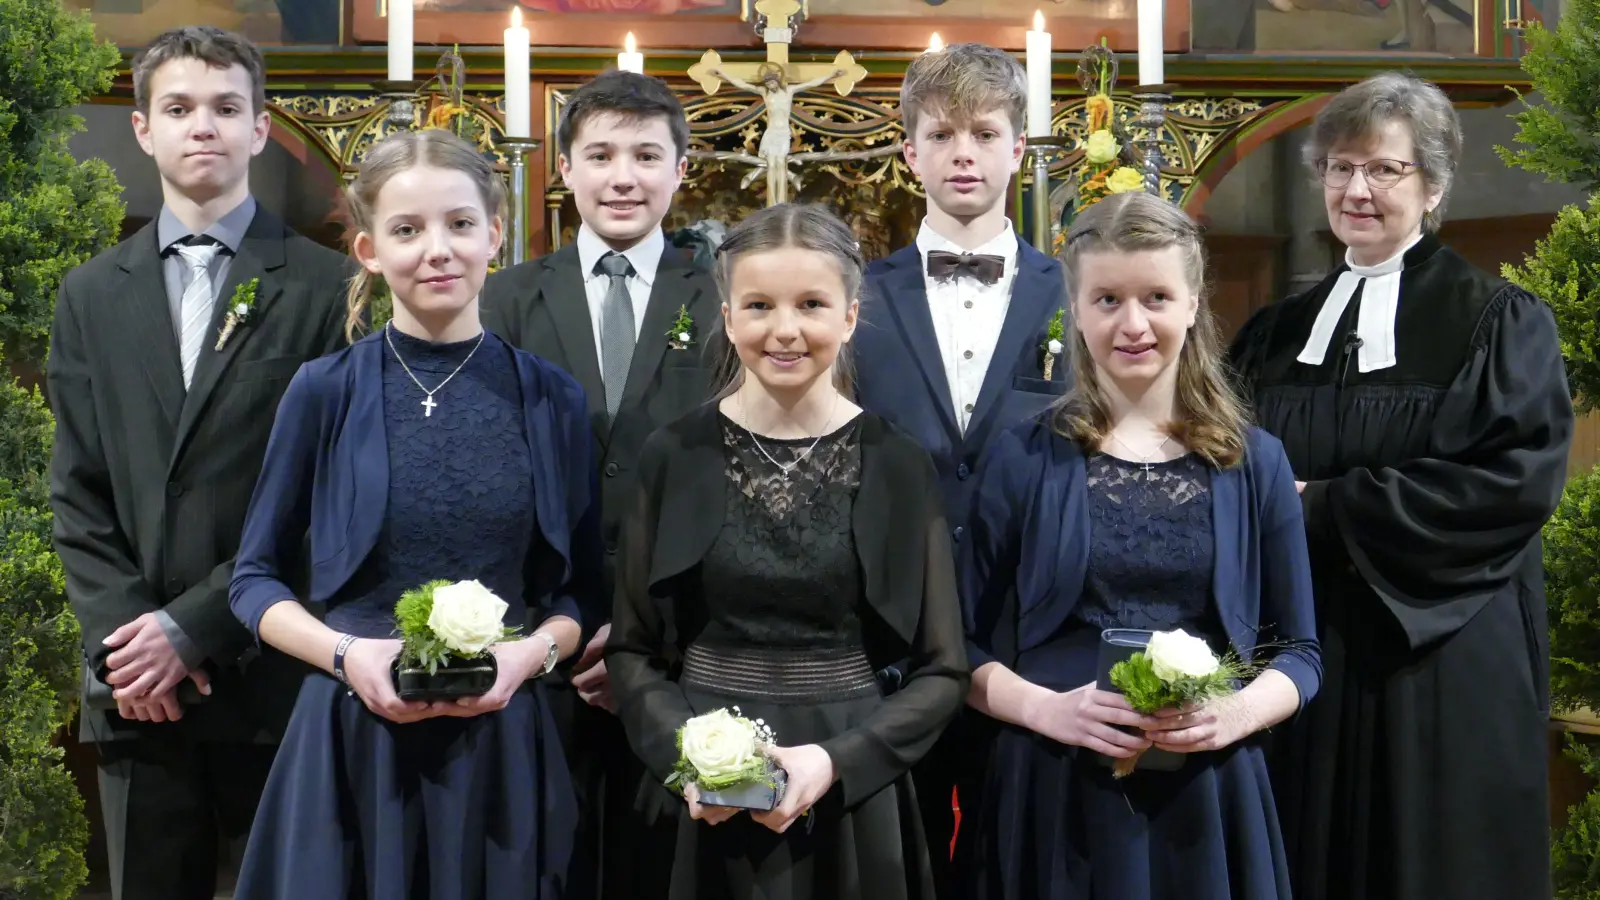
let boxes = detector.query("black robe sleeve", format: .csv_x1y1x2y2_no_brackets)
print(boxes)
1304,286,1575,648
604,433,698,783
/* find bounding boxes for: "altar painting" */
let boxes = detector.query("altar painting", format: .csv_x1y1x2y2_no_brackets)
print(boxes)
1192,0,1484,54
64,0,338,46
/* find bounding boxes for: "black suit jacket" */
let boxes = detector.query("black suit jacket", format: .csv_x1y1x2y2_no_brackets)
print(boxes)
481,240,720,587
48,207,352,743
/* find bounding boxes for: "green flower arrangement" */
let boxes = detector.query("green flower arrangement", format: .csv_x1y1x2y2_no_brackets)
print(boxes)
1108,628,1257,777
394,578,517,675
215,277,259,351
667,304,696,351
1041,309,1065,380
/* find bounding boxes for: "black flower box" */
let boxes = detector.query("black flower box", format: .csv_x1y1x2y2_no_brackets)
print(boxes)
697,765,789,812
391,653,497,701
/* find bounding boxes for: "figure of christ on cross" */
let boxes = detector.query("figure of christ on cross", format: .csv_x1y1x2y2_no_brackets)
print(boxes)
685,0,899,205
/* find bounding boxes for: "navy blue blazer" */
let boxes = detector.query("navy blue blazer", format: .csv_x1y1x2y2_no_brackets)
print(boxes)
961,419,1322,707
856,240,1069,540
230,331,603,640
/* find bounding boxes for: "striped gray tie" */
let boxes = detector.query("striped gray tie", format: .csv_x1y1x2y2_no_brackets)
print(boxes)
596,252,636,418
175,240,222,389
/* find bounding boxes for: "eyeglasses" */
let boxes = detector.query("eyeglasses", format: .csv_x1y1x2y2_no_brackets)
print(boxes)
1317,158,1418,190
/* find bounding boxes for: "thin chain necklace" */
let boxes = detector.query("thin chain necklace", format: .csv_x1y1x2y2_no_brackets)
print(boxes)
1110,431,1172,473
385,322,486,418
739,391,840,479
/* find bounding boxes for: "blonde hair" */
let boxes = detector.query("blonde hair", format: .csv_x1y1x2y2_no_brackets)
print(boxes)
1055,191,1250,469
341,130,508,342
899,42,1028,139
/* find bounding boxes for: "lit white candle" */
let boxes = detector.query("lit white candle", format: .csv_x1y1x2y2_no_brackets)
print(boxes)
387,0,413,82
618,32,644,74
927,32,944,53
1024,11,1052,137
504,8,531,138
1137,0,1164,86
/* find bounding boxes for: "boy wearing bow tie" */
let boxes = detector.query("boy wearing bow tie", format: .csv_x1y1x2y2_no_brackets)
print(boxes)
854,41,1069,899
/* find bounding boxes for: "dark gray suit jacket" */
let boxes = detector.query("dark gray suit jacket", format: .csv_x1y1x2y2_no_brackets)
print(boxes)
48,206,352,743
481,241,721,592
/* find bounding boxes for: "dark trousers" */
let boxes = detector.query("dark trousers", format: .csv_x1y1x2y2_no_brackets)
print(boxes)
547,677,679,900
914,712,998,900
96,732,276,900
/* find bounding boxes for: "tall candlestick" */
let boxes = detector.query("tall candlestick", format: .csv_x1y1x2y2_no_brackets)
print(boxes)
504,8,531,138
1024,11,1052,137
927,32,944,53
387,0,413,82
1137,0,1164,85
618,32,644,73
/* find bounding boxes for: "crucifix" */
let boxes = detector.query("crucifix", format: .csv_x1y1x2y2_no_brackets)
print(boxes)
421,395,438,417
687,0,895,205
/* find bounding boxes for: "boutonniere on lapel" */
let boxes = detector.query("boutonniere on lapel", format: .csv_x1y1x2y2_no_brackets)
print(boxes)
1041,309,1066,380
215,278,260,351
667,304,696,351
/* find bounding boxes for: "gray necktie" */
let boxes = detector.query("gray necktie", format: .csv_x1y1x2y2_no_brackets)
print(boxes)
596,252,637,418
175,240,222,389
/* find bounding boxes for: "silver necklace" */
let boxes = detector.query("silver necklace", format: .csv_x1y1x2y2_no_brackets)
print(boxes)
385,323,486,418
739,392,840,478
1110,431,1172,473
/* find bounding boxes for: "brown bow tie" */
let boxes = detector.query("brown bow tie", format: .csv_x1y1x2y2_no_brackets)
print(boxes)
926,250,1006,286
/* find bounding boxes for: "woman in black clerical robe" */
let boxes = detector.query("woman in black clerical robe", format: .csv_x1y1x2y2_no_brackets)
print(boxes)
1230,71,1576,900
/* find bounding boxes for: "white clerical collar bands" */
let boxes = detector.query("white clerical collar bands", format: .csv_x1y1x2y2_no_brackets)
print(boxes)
1295,233,1424,373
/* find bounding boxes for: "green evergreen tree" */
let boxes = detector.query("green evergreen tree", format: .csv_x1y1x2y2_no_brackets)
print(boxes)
0,0,124,894
1500,2,1600,894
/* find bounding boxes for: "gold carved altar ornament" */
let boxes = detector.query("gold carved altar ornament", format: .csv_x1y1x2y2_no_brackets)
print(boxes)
685,0,902,205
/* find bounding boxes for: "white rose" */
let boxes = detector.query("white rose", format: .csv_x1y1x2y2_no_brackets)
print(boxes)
677,331,691,343
427,579,508,656
233,302,250,317
1145,628,1220,682
1047,338,1063,355
681,708,759,780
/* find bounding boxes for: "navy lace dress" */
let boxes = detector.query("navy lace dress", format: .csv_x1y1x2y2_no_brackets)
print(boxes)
970,453,1291,900
235,329,575,900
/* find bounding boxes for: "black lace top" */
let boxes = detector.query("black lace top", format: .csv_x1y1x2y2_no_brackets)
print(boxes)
323,327,534,638
1071,452,1224,642
695,413,864,650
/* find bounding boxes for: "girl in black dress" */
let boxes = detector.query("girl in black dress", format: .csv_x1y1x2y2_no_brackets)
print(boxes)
606,202,970,900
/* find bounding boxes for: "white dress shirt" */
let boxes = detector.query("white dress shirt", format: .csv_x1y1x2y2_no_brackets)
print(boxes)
576,224,663,358
915,218,1019,433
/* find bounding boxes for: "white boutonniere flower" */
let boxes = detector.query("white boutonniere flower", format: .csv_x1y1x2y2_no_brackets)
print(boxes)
215,278,260,351
667,304,696,351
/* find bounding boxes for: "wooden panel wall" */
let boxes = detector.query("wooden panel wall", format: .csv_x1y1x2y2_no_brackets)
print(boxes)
1204,233,1288,339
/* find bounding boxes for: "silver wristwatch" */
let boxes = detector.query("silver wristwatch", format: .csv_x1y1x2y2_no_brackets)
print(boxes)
531,630,559,678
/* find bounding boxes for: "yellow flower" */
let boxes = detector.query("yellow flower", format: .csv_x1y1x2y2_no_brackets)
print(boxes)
1107,166,1146,194
1085,93,1114,132
1084,129,1120,166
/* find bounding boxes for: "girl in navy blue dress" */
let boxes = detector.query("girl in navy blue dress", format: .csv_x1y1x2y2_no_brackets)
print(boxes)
959,191,1321,900
228,129,600,899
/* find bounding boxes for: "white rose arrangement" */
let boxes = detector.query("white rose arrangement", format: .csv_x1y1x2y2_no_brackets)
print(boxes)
394,579,518,674
1107,628,1254,777
666,706,781,801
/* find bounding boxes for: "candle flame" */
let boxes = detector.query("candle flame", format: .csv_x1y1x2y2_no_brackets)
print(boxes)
510,6,522,27
1033,9,1045,30
625,32,637,53
928,32,944,52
